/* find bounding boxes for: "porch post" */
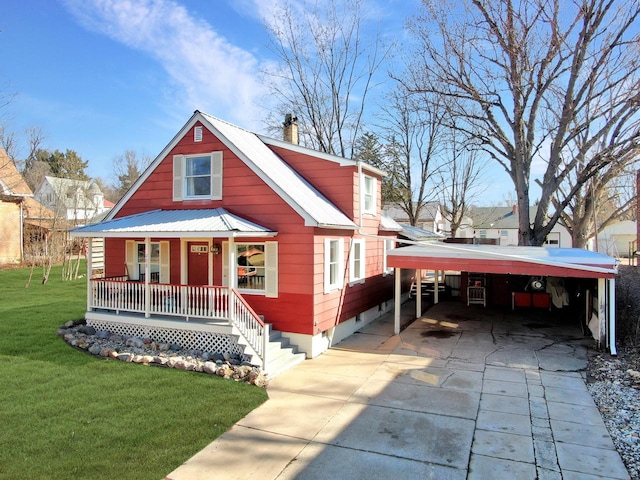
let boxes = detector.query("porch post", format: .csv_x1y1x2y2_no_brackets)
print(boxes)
434,270,440,304
394,267,401,335
86,237,93,312
144,237,151,318
416,269,422,318
228,237,236,288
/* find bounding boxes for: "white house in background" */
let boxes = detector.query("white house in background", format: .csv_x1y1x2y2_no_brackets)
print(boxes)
466,206,572,247
34,176,109,224
382,202,448,233
592,220,637,258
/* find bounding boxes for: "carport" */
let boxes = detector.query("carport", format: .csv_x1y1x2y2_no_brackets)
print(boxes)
387,243,619,353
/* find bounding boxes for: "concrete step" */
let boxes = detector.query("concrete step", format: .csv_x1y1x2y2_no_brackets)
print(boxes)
264,328,305,379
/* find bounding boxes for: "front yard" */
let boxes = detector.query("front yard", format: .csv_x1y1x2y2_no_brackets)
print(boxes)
0,264,268,480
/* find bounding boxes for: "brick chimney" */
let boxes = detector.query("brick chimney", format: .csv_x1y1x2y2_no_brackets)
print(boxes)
283,114,298,145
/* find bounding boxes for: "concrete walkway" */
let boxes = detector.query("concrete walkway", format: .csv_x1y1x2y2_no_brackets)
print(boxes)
166,301,629,480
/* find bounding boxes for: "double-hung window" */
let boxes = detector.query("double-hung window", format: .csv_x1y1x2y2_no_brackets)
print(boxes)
383,238,395,275
236,244,266,293
173,152,223,201
185,156,211,197
349,238,365,284
125,240,169,283
324,238,345,293
362,175,376,214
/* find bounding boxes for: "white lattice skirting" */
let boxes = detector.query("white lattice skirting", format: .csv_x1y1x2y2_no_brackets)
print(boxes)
87,319,245,356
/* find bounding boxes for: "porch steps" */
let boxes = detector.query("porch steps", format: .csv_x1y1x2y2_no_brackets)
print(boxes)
262,327,306,380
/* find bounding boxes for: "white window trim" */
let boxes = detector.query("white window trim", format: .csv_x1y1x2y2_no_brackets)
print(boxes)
362,175,376,215
324,238,345,293
383,238,395,276
222,241,278,297
173,152,222,201
194,126,203,142
349,238,365,285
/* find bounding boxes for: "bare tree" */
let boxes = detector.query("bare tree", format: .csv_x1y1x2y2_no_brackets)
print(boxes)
112,150,151,201
436,131,488,237
262,0,391,157
553,162,638,248
377,87,448,226
407,0,640,245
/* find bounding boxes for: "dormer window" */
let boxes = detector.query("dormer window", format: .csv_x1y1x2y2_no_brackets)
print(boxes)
194,126,203,142
363,175,376,214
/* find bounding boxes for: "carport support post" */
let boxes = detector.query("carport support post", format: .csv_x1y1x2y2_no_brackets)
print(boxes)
394,268,401,335
434,270,440,304
416,269,422,318
608,278,617,355
597,278,607,349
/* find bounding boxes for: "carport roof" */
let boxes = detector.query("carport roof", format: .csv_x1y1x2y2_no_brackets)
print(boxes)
387,243,618,278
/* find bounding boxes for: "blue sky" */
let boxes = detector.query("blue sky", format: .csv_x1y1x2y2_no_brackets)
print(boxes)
0,0,515,202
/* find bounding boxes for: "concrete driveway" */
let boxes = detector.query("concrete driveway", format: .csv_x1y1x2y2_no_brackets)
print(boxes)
166,301,629,480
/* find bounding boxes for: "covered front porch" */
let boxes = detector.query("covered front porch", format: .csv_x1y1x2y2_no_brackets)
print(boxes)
71,208,285,371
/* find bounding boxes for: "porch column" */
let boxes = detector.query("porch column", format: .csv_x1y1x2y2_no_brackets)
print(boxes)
415,269,422,318
86,237,93,312
394,267,401,335
434,270,440,304
144,237,151,318
228,237,236,288
608,278,617,355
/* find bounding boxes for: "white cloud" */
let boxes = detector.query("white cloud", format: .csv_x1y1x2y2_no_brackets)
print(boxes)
63,0,268,129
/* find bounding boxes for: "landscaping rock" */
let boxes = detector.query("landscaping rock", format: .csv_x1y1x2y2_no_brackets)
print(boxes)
57,323,268,387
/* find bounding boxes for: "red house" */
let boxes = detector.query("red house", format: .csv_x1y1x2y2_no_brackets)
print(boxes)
72,111,402,376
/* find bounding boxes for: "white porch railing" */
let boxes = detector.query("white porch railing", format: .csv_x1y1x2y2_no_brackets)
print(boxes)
89,278,268,367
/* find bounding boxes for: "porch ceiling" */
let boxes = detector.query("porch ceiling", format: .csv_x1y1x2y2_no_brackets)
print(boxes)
69,208,277,239
387,243,618,279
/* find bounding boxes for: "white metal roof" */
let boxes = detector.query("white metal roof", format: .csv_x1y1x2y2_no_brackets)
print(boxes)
106,111,358,230
70,208,276,239
200,113,357,230
387,242,618,278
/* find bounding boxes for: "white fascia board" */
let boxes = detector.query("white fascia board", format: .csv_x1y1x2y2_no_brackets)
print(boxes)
104,112,203,221
70,230,277,239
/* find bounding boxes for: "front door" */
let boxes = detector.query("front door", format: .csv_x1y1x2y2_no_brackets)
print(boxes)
187,242,210,285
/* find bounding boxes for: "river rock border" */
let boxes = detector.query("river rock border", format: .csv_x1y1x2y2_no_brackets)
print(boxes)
57,319,268,388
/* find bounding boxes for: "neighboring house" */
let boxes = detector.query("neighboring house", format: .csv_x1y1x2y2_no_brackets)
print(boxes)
72,111,404,375
0,148,56,264
382,202,445,233
592,220,637,258
34,176,108,224
468,206,572,247
0,148,33,264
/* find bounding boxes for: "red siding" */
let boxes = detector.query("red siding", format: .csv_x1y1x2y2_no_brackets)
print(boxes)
104,120,396,336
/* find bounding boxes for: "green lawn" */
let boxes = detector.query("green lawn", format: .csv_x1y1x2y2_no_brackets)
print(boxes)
0,264,268,480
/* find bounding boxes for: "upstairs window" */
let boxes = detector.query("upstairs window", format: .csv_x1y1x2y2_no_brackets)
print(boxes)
363,175,376,214
185,156,212,197
173,152,223,201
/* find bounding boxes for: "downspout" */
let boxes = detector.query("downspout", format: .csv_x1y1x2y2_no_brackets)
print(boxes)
19,200,24,262
357,161,363,234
